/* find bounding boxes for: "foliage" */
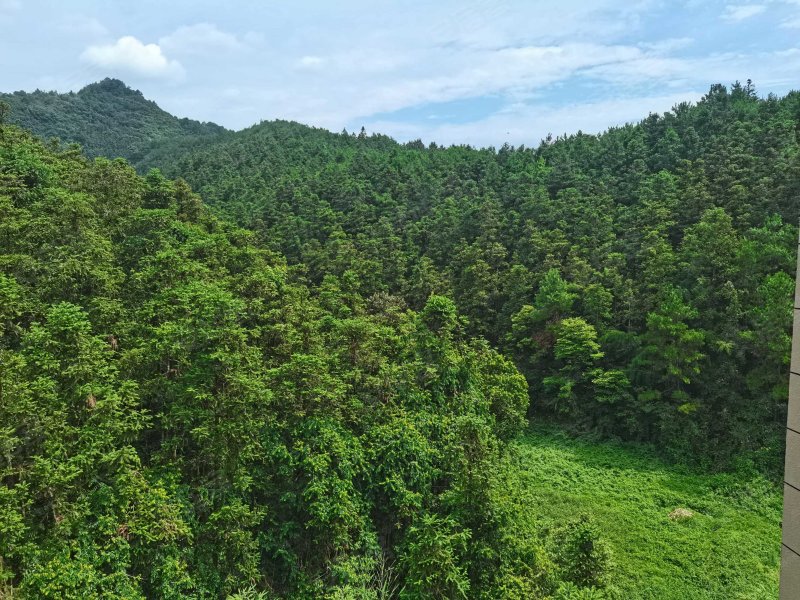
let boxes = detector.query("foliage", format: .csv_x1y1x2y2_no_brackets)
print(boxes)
1,78,225,164
0,126,546,597
506,428,782,599
547,516,610,589
1,77,796,596
101,79,794,469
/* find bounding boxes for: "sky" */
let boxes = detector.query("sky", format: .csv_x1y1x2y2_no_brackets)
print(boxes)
1,0,799,147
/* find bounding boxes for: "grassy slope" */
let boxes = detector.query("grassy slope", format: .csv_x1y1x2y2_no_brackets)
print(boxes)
502,427,782,599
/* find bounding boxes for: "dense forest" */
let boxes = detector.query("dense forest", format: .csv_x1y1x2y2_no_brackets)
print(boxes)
161,82,799,470
0,79,796,598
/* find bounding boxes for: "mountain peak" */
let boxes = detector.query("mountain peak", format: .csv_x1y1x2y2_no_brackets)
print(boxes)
79,78,143,98
2,78,224,162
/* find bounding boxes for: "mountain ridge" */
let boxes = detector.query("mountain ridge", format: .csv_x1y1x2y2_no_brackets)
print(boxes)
0,78,227,164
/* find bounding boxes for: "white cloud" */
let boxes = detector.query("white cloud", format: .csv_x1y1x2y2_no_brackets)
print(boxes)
159,24,245,55
80,36,184,80
721,4,766,22
776,0,800,27
20,0,793,145
181,24,799,137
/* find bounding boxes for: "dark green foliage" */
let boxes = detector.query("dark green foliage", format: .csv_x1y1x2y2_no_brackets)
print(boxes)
1,78,796,596
0,126,548,597
106,80,794,470
548,516,610,589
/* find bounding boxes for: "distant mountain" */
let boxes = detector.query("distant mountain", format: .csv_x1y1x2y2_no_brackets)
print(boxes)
0,78,226,165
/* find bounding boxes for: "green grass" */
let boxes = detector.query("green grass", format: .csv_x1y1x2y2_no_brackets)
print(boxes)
503,427,782,599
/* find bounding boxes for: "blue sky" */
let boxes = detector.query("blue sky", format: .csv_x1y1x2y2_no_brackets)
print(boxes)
1,0,799,147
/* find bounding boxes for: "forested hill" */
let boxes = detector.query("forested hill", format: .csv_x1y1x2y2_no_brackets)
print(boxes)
0,123,551,598
0,78,226,164
154,82,800,470
0,80,794,597
3,80,799,472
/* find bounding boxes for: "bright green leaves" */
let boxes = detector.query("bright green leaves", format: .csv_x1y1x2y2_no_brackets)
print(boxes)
3,185,122,306
293,419,367,553
741,271,795,411
552,318,603,367
365,415,433,520
548,516,611,590
2,78,798,597
0,273,25,342
510,269,577,358
640,288,705,389
543,318,598,412
142,169,175,210
197,499,265,595
399,513,471,600
543,318,608,417
510,273,631,425
470,341,528,440
0,136,53,196
590,369,631,406
532,269,578,324
747,271,794,365
0,303,187,599
509,269,577,401
420,294,459,337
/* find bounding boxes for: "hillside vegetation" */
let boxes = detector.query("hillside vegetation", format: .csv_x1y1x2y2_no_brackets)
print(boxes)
0,79,795,598
153,82,798,470
0,123,621,598
506,429,781,599
1,78,226,164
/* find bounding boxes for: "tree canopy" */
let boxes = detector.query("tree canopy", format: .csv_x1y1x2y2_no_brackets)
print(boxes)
0,78,796,597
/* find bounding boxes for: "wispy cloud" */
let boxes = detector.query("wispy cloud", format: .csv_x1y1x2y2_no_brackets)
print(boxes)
587,47,800,91
0,0,20,19
159,24,249,56
270,43,651,127
5,0,800,146
364,92,705,148
297,55,325,69
61,15,107,38
721,4,767,22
